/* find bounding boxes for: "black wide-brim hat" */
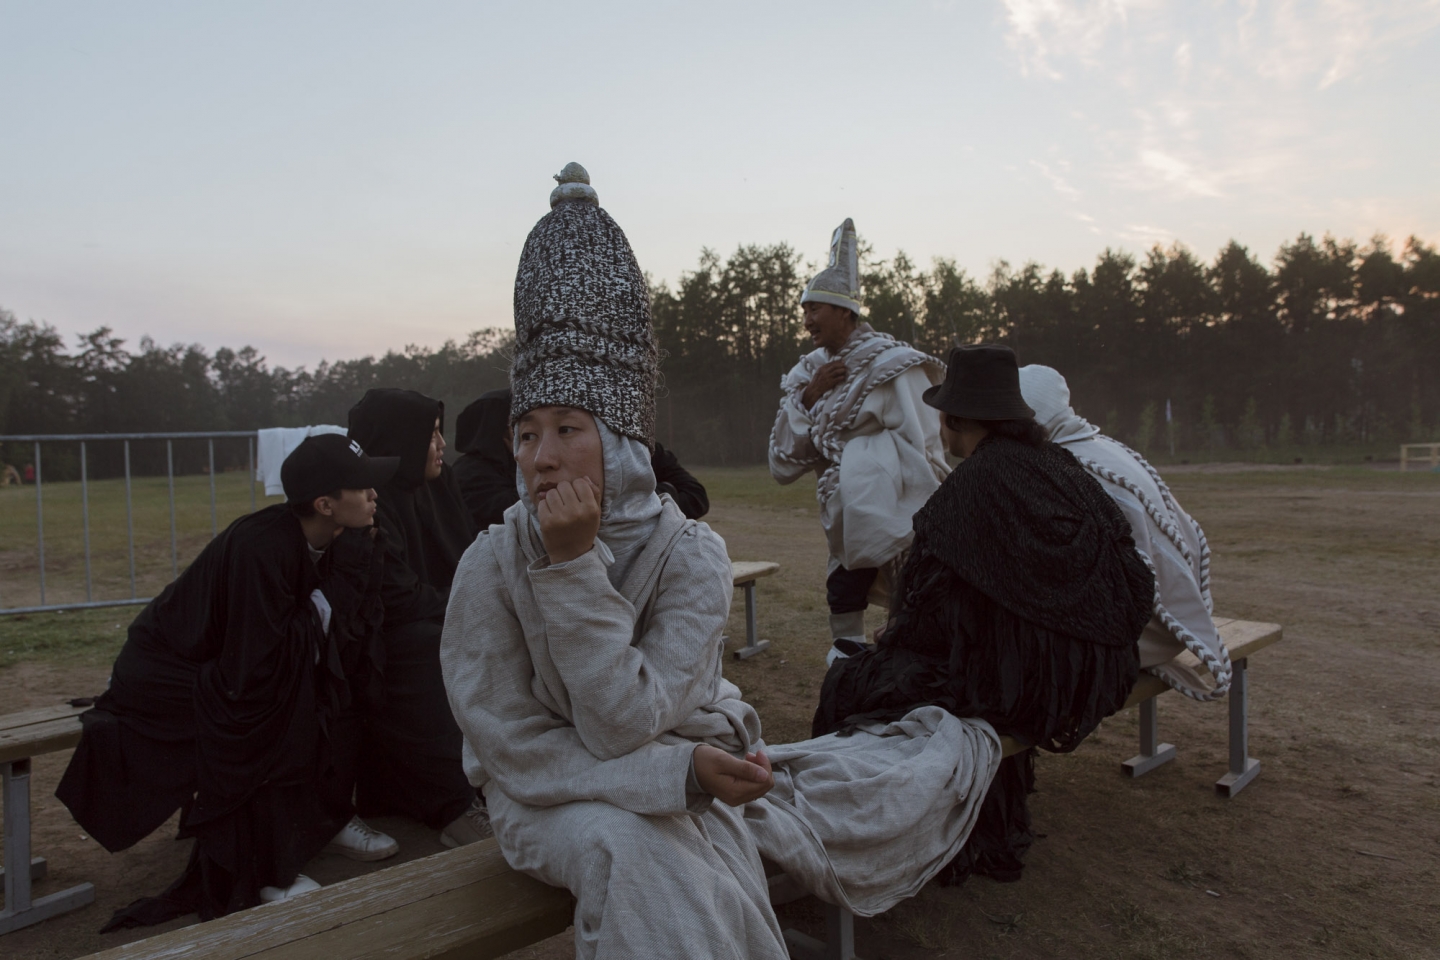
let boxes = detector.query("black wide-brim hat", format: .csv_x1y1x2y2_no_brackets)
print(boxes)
923,344,1036,421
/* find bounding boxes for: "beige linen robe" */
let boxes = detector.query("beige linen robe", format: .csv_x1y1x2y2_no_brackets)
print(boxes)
440,499,788,960
442,496,1003,955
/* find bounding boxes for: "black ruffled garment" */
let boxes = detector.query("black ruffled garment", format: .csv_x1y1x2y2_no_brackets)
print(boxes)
813,434,1153,883
347,388,478,828
55,507,383,929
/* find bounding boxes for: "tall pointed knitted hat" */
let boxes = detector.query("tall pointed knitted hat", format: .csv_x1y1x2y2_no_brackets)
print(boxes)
510,162,659,447
800,218,862,315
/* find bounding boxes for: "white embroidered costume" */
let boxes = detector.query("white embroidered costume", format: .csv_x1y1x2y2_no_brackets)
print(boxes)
1019,365,1231,699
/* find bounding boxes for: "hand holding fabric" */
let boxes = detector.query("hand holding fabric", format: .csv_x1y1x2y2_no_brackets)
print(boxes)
693,745,774,806
801,360,847,408
537,478,601,564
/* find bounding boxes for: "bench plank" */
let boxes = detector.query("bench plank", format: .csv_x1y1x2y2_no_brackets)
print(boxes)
731,561,780,583
0,702,90,733
1221,620,1283,659
0,715,85,764
81,840,572,960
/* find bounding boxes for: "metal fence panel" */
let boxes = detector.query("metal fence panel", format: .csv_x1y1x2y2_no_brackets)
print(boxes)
1,431,263,616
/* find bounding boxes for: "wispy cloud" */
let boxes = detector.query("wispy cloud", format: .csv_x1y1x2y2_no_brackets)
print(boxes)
1031,159,1082,199
1002,0,1440,88
1239,0,1440,90
1001,0,1155,78
996,0,1440,242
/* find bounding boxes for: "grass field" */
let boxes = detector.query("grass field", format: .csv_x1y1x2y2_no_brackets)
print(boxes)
0,471,280,615
3,463,1439,959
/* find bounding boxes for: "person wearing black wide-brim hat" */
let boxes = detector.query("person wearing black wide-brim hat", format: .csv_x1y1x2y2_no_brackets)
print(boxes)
814,342,1157,887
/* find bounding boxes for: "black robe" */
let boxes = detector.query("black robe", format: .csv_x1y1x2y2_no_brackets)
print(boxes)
348,388,478,828
813,435,1154,884
453,388,519,530
651,442,710,520
55,506,383,929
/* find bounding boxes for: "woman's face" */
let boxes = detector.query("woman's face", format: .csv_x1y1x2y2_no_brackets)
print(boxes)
424,417,446,481
514,406,604,505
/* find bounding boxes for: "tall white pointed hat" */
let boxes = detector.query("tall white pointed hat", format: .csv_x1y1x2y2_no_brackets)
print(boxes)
800,218,862,315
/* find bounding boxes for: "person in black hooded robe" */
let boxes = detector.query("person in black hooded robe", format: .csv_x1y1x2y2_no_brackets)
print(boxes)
452,387,522,529
812,345,1155,885
56,434,398,929
452,386,710,525
346,387,489,844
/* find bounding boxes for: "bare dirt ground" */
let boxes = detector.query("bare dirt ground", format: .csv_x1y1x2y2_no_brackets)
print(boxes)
4,465,1438,959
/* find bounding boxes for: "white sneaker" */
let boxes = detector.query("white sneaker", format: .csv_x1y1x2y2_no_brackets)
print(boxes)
825,637,871,667
259,874,321,903
325,815,399,862
440,800,493,848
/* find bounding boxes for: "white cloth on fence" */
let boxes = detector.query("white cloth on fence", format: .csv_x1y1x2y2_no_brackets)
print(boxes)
1020,365,1230,700
255,425,347,496
768,325,949,570
745,706,1000,917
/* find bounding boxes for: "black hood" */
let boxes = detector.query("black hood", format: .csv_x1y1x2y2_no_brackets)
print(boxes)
454,388,512,463
348,388,444,490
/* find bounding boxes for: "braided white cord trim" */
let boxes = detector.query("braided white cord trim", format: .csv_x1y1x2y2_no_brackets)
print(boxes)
1132,550,1233,701
767,333,944,513
812,352,942,509
1072,454,1196,571
1114,441,1213,608
1074,451,1231,700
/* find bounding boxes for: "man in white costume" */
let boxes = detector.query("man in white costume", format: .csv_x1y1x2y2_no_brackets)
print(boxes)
1018,365,1232,700
441,166,1001,959
769,219,949,661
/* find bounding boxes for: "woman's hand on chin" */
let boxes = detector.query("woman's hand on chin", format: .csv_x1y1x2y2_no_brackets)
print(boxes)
537,477,601,564
693,745,774,806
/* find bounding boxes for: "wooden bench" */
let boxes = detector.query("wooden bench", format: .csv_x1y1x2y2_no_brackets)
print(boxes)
729,561,780,660
786,616,1285,960
1113,617,1283,797
81,839,572,960
72,618,1281,960
1,702,94,935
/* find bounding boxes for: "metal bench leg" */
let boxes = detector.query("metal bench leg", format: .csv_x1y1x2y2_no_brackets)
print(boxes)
1,759,95,936
732,581,771,660
0,857,48,883
1216,657,1260,797
1122,697,1176,777
783,903,862,960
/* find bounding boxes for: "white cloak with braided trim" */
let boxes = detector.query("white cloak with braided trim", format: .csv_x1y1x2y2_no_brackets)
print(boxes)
1023,374,1230,700
768,325,949,571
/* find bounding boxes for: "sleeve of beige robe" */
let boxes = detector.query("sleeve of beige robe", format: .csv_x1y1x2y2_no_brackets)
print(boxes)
530,523,737,761
768,356,823,484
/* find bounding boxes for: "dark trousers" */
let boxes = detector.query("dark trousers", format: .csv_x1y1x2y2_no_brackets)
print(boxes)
826,564,879,615
355,619,475,829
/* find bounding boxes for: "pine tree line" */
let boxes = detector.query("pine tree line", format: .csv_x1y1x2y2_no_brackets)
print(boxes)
4,231,1438,477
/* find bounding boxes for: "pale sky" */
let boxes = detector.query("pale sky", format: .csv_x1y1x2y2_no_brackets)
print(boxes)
3,1,1437,368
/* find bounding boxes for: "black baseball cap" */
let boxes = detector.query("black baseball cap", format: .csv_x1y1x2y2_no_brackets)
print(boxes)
281,434,399,504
